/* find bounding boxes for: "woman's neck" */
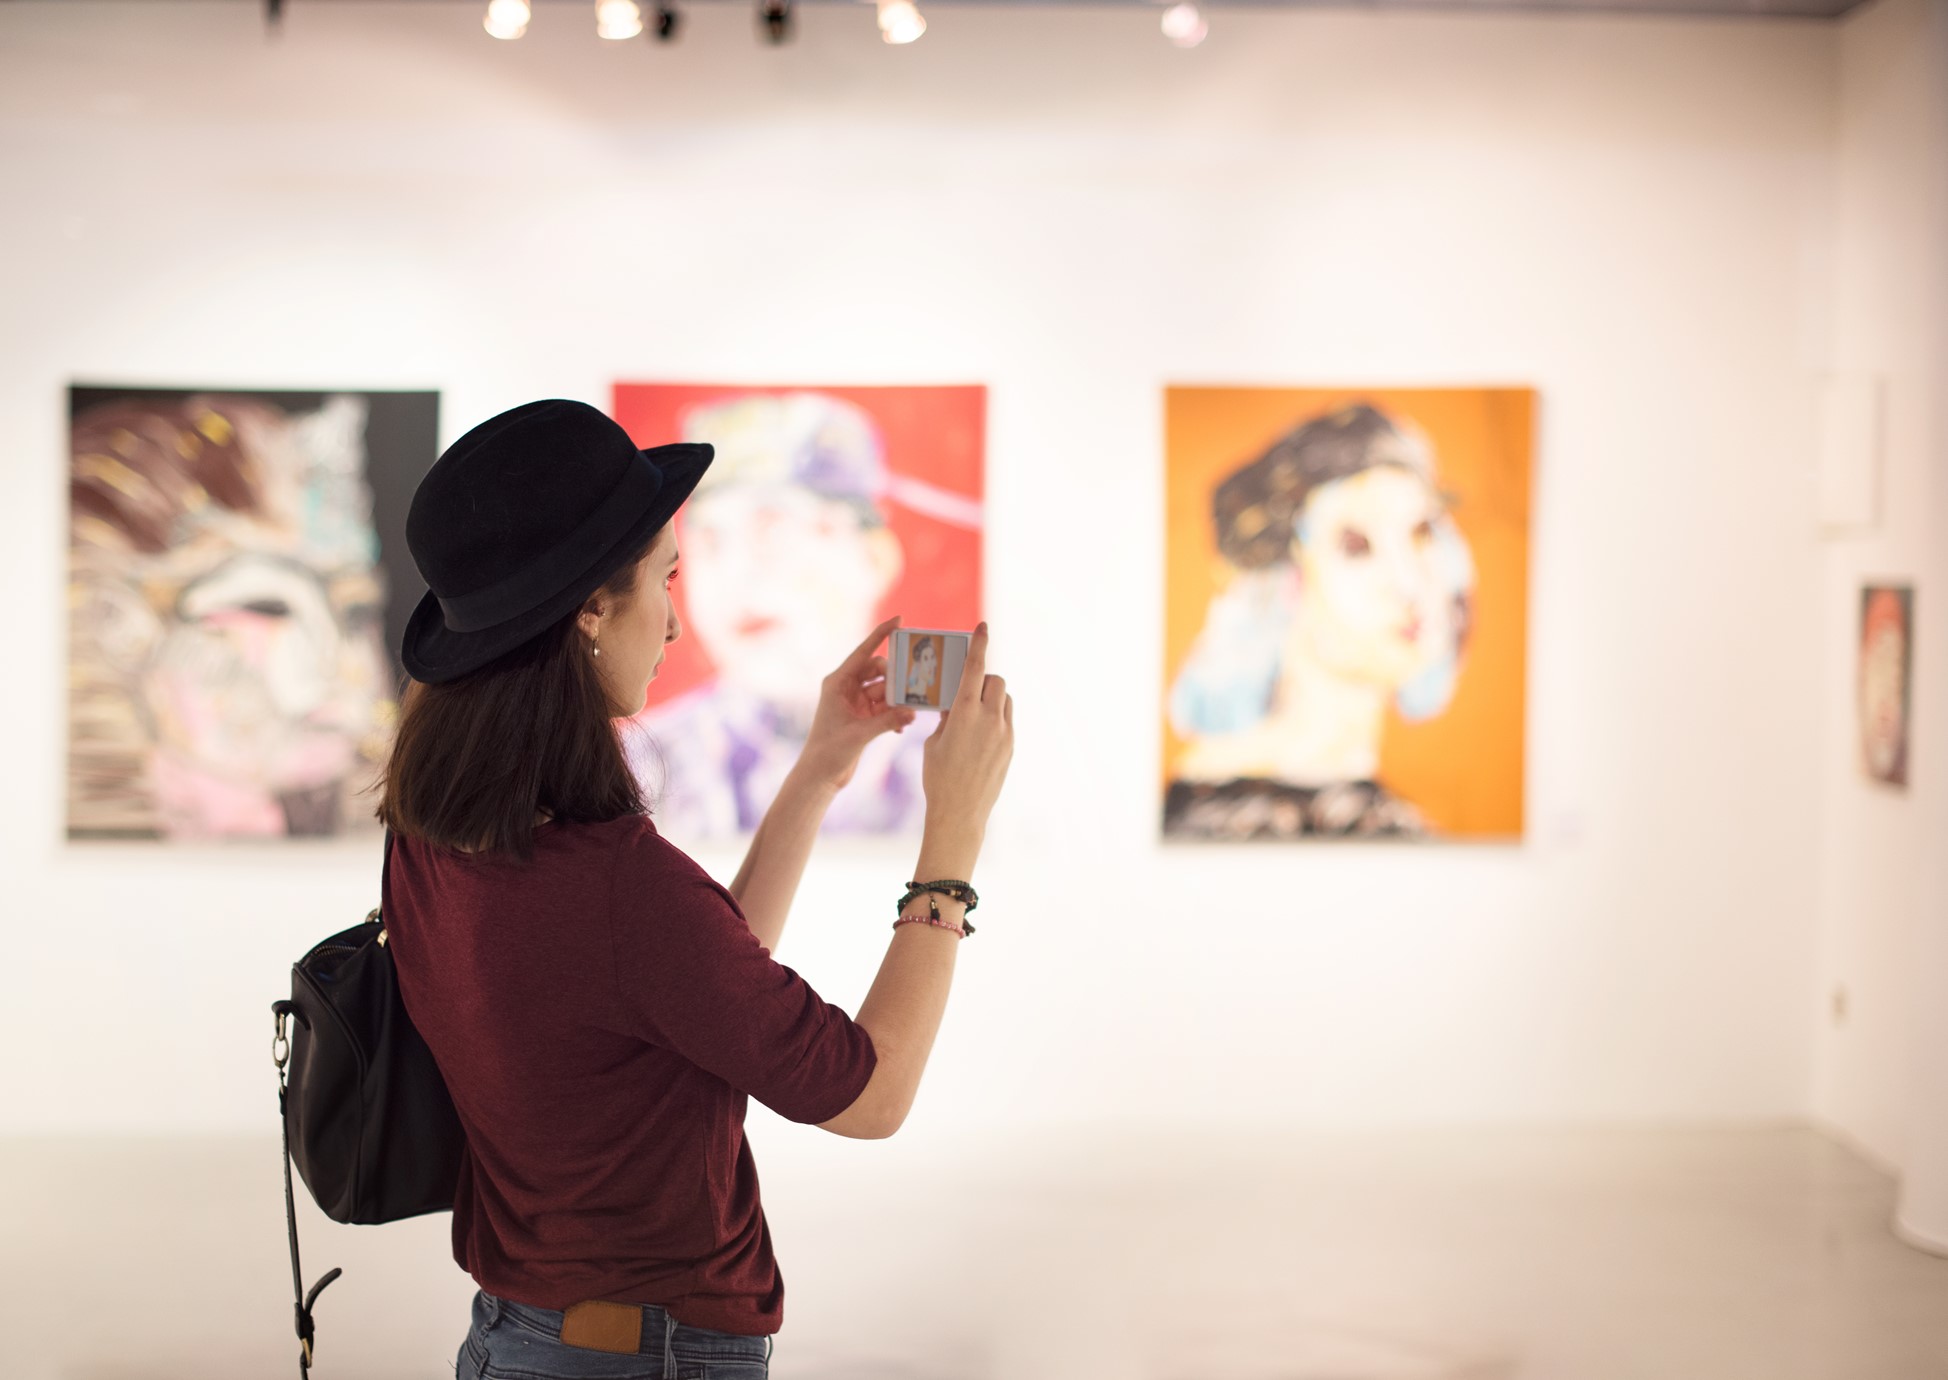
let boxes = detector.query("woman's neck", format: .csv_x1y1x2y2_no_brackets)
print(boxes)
1177,633,1388,787
1268,649,1387,783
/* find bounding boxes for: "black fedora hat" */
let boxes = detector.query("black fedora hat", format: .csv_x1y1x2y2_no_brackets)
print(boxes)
401,399,712,684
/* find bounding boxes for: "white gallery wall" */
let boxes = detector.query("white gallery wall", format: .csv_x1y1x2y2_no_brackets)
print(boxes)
1812,0,1938,1171
1810,0,1948,1230
0,1,1855,1143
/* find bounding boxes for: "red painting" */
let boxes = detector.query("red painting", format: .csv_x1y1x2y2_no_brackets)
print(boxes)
612,383,984,839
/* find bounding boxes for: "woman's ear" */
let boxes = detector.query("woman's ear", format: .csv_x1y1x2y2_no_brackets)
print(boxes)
576,601,604,642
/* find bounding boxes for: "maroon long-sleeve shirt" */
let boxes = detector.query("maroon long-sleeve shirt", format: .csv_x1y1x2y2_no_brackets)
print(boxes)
384,813,877,1336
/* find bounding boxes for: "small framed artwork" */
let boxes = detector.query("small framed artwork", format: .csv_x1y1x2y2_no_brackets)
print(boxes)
891,628,970,710
1859,583,1914,788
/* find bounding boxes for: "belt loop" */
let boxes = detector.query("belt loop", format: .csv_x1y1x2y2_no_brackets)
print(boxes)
764,1334,775,1365
661,1306,677,1378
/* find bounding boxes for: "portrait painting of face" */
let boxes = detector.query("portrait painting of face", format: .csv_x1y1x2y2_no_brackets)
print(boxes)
906,635,943,705
891,628,968,711
1858,584,1913,788
67,387,439,840
1163,388,1532,841
613,383,984,840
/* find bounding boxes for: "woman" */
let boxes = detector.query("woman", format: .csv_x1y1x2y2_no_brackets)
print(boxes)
377,400,1013,1378
1165,402,1472,840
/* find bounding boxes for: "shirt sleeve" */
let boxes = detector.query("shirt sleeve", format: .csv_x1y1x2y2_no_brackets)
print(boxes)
605,824,878,1125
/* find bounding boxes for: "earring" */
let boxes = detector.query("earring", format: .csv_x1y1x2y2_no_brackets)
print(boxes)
591,638,601,658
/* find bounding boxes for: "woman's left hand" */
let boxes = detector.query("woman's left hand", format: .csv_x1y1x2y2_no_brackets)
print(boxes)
796,616,918,792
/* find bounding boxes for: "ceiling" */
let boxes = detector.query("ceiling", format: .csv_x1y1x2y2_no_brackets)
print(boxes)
6,0,1871,17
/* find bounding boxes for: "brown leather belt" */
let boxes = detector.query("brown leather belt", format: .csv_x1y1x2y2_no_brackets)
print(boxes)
560,1299,649,1354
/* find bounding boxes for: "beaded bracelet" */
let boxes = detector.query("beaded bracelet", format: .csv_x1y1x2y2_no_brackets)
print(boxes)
897,879,980,915
892,889,977,938
894,913,968,938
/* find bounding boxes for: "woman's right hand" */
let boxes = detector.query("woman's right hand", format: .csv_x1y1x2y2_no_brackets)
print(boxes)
916,623,1014,875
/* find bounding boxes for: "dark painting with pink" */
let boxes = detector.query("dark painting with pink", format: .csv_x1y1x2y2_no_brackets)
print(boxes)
67,386,439,839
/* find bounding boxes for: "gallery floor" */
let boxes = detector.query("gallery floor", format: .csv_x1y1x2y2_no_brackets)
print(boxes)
3,1125,1945,1380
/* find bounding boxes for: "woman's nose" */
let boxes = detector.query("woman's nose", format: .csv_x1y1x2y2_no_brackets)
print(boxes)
667,608,683,644
1383,546,1422,596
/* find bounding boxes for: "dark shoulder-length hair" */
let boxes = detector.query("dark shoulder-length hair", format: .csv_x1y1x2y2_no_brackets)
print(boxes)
376,537,655,859
1212,402,1432,570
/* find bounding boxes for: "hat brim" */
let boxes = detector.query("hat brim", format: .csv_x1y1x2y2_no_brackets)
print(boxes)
401,442,713,685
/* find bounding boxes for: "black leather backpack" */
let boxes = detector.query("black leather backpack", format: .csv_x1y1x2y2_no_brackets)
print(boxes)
271,833,464,1376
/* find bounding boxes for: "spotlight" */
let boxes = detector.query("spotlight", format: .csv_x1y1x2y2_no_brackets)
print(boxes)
1160,1,1207,47
757,0,793,43
653,1,680,40
596,0,645,40
483,0,531,40
877,0,925,44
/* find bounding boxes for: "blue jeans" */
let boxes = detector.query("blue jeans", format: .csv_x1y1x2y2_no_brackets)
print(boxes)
456,1290,773,1379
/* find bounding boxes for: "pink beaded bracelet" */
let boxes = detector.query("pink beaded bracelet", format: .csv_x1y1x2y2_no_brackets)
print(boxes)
894,914,967,938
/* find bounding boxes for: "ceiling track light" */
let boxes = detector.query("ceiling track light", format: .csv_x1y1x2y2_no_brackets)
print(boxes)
1160,1,1207,47
877,0,926,44
483,0,531,40
596,0,645,41
653,1,681,41
759,0,793,44
264,0,285,32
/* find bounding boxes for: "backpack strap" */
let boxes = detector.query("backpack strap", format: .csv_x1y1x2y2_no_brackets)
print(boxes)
274,999,340,1378
272,831,390,1375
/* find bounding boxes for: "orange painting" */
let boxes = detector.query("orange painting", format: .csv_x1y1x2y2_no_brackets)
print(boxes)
1163,387,1531,841
902,634,948,709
